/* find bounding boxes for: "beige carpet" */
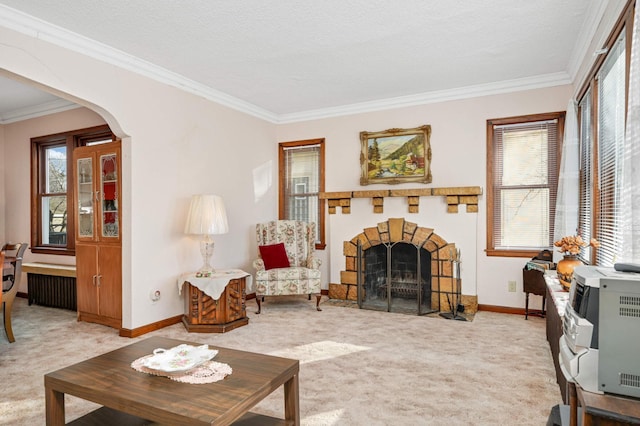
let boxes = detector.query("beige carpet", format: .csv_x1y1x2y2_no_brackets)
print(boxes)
0,296,561,425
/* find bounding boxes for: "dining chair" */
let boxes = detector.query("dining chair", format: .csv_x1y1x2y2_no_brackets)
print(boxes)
1,242,27,283
0,252,4,307
2,243,27,343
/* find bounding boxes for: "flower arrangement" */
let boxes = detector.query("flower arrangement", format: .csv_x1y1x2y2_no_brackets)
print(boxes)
554,235,600,256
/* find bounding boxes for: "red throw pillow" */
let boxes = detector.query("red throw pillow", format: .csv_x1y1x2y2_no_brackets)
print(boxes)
259,243,290,270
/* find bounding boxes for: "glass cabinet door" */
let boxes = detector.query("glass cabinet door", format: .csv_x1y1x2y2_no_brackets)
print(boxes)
100,153,119,238
77,157,94,238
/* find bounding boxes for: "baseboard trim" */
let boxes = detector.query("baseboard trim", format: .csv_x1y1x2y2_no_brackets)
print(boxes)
246,289,329,300
119,314,183,338
478,304,526,316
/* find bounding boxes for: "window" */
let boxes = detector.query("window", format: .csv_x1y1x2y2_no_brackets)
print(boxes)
577,3,633,266
578,90,594,262
291,177,310,220
486,112,565,257
31,125,114,255
278,139,325,249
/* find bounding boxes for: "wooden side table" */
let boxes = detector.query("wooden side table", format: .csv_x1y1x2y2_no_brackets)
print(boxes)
523,267,547,319
181,274,249,333
570,382,640,426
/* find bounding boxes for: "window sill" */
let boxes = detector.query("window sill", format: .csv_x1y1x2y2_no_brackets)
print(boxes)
485,249,543,258
31,247,75,256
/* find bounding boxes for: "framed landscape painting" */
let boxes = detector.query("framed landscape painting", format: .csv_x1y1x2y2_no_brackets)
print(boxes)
360,125,432,185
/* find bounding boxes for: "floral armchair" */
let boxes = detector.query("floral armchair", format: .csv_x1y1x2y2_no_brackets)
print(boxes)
253,220,322,313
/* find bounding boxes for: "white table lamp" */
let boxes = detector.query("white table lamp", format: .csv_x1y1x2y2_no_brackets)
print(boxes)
184,194,229,274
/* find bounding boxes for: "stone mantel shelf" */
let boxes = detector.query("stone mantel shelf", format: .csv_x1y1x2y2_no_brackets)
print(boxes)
319,186,482,214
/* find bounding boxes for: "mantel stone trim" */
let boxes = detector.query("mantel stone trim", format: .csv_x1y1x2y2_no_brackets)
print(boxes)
319,186,482,214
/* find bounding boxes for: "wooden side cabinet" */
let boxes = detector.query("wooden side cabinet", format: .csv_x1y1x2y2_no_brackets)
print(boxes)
546,285,568,403
182,276,248,333
76,243,122,329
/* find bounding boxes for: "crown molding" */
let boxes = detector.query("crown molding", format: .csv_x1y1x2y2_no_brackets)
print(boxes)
0,4,575,126
277,72,572,124
0,98,80,124
566,0,612,86
0,4,278,123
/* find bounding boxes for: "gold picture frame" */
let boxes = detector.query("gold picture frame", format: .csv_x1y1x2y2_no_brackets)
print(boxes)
360,125,432,185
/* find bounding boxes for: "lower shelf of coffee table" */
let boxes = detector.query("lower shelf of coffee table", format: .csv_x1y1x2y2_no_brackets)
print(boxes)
68,406,293,425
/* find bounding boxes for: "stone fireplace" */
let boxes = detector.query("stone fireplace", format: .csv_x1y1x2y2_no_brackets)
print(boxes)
329,217,478,315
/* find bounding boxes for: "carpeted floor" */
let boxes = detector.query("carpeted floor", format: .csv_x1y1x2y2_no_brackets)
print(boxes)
321,298,476,321
0,296,561,425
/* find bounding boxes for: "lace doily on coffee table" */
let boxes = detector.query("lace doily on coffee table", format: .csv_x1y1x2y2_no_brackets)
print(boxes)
131,355,232,384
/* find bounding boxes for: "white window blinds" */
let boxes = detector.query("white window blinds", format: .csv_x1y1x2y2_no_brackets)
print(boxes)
578,90,593,262
282,144,320,240
492,120,559,250
595,32,626,266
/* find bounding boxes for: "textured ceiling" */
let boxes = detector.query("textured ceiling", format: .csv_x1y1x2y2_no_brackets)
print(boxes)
0,0,598,122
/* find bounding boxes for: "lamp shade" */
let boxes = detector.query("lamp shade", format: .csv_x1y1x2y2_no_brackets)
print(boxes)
184,195,229,235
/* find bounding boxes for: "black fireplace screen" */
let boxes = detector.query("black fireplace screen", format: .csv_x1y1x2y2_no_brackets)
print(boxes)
357,241,436,315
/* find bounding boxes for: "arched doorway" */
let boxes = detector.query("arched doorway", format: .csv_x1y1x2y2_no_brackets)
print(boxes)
1,69,129,330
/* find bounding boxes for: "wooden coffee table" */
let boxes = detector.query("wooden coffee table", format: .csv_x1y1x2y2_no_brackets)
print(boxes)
44,336,299,425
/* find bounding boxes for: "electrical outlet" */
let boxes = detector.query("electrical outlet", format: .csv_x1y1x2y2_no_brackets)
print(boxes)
150,290,161,302
508,281,517,292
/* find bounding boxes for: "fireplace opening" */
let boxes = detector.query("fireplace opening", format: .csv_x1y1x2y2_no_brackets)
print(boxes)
358,241,436,315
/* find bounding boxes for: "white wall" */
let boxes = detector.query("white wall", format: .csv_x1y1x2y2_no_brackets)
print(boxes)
0,0,627,326
277,0,629,310
1,25,277,329
277,85,574,308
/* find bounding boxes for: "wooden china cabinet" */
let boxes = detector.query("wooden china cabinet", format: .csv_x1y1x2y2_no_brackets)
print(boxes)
73,141,122,329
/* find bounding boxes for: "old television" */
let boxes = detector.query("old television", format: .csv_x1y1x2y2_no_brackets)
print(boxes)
559,265,640,398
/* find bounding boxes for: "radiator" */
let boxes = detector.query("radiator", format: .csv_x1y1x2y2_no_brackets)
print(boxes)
27,274,77,311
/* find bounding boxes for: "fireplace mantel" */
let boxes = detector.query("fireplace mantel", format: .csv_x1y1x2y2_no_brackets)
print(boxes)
319,186,482,214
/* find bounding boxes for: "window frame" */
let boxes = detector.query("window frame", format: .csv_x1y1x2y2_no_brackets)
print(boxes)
486,112,565,258
278,138,326,250
30,125,114,255
575,1,634,266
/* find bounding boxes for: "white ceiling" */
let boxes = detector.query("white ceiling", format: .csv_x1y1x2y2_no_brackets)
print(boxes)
0,0,601,124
